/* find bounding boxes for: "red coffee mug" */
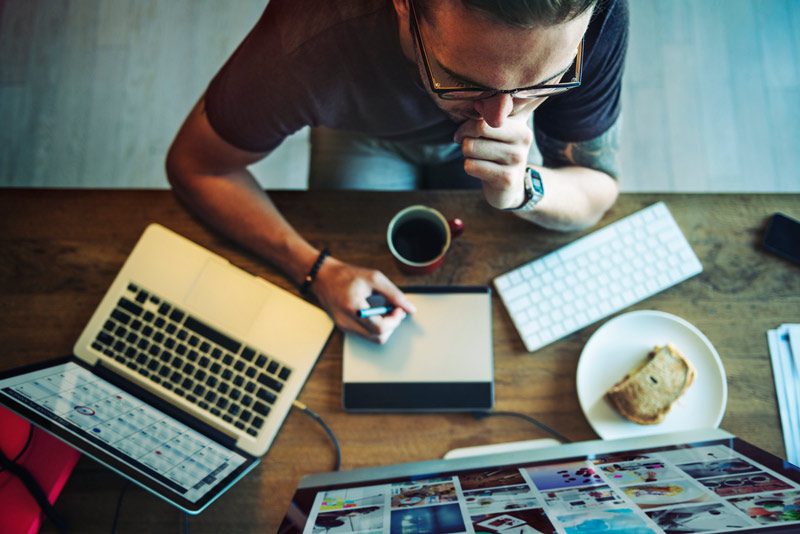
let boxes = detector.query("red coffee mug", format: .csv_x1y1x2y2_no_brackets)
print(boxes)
387,205,464,274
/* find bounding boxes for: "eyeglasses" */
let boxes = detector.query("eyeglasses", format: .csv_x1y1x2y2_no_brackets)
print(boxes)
409,1,584,101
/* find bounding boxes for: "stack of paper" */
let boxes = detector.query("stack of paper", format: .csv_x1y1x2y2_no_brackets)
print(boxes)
767,324,800,466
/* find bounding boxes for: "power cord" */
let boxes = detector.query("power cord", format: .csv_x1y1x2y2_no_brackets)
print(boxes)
293,400,342,471
471,411,572,444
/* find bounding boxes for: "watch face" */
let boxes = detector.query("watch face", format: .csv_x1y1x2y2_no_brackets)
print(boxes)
531,174,544,195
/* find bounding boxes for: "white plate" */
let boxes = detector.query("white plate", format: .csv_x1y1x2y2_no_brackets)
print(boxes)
577,310,727,440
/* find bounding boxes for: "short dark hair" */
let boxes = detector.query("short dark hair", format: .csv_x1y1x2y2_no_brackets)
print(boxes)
416,0,598,28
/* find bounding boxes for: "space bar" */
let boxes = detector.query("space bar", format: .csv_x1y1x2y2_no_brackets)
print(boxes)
184,317,241,354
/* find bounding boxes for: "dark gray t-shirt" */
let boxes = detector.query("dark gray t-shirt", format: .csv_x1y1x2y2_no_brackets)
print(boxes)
205,0,628,154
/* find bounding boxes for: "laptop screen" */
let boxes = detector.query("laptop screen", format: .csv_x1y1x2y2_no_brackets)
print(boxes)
0,358,258,514
279,434,800,533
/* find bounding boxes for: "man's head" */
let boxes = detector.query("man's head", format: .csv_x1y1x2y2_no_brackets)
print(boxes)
393,0,596,126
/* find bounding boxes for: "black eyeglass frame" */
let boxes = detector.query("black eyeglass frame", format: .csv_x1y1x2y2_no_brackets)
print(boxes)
409,0,584,101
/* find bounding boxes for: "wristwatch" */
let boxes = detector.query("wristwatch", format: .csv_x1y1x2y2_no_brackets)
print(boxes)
505,166,544,212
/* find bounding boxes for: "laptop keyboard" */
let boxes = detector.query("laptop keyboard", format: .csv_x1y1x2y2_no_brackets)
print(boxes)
91,282,293,438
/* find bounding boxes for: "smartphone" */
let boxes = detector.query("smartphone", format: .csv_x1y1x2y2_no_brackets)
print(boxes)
763,212,800,265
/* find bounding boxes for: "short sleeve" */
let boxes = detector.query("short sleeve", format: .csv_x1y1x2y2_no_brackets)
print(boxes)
534,0,628,143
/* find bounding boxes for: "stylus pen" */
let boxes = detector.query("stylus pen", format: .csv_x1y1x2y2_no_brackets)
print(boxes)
357,305,395,318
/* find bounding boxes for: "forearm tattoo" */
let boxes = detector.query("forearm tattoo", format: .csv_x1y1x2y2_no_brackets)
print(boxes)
534,117,621,180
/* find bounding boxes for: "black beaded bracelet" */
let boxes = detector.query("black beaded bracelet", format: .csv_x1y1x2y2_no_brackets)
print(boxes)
300,248,330,296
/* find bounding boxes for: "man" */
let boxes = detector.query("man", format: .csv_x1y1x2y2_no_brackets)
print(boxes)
166,0,628,343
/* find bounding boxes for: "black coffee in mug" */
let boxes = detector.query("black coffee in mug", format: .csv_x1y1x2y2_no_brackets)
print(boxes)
391,218,446,263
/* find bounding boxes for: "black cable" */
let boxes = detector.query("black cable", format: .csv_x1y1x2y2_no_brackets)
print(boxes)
471,411,572,444
110,480,131,534
293,400,341,471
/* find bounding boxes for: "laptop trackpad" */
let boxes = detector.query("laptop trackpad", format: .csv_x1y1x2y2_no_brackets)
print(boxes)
184,260,265,336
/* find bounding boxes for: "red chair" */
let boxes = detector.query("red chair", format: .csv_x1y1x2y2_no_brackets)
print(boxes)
0,406,81,533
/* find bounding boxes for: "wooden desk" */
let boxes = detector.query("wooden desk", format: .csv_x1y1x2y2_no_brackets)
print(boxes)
1,190,798,532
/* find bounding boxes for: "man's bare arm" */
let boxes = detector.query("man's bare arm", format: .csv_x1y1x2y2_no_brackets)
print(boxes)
166,97,414,342
517,118,622,232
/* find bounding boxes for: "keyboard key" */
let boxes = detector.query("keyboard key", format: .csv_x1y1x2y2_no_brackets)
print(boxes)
246,428,258,437
221,369,232,380
165,323,177,335
211,348,222,359
223,354,234,366
135,291,148,304
111,310,131,325
245,367,257,378
136,353,147,365
206,376,218,388
210,407,221,417
218,383,229,395
131,319,142,331
266,361,279,374
234,360,245,372
252,416,265,428
230,389,241,401
177,329,188,341
119,298,143,316
257,373,283,393
142,311,155,322
147,359,159,370
184,364,195,375
205,391,217,403
242,395,253,407
200,342,211,353
188,335,199,347
240,411,252,422
165,338,176,350
199,356,210,368
233,375,244,387
103,319,115,331
183,316,241,353
169,309,185,322
244,382,256,393
195,370,206,381
187,349,199,362
241,347,255,361
151,375,162,384
222,414,233,423
194,384,206,396
181,377,193,390
234,421,245,430
176,344,187,356
96,331,113,345
170,371,182,383
158,302,170,315
154,317,166,329
278,367,291,380
255,355,268,368
153,332,164,344
253,402,270,416
210,363,221,374
127,283,139,293
228,404,240,416
159,366,170,377
257,388,276,404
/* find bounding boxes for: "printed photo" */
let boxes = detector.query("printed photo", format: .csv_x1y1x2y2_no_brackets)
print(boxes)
556,508,655,534
464,484,539,516
676,458,760,480
472,508,556,533
592,452,652,465
312,506,383,533
729,490,800,524
601,460,684,486
319,486,386,512
459,468,527,491
646,503,752,532
391,481,457,508
526,461,605,491
390,503,465,533
542,485,625,514
657,445,737,466
621,480,714,510
700,472,792,498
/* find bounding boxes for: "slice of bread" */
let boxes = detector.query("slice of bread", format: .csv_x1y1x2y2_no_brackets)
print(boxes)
606,344,696,425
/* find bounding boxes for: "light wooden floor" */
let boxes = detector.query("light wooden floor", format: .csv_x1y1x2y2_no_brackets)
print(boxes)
1,0,798,191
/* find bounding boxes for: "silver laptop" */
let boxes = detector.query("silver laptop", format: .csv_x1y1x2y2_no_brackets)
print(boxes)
0,224,333,512
279,428,800,533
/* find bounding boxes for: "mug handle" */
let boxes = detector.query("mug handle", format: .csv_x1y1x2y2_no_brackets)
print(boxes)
448,218,465,238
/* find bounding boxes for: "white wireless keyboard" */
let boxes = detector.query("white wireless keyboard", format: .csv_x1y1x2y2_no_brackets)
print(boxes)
494,202,703,352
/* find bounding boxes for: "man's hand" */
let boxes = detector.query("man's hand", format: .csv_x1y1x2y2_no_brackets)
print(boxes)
454,115,533,210
311,256,416,344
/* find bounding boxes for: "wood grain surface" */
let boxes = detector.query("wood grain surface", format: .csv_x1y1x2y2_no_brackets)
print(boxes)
1,189,798,532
